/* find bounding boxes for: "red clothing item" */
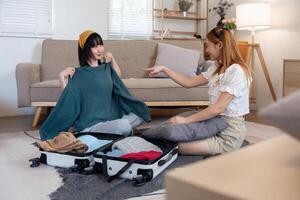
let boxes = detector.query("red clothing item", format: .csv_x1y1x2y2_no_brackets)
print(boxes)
121,151,162,161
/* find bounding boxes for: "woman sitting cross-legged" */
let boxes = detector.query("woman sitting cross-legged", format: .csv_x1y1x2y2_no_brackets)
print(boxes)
39,30,151,141
144,27,251,155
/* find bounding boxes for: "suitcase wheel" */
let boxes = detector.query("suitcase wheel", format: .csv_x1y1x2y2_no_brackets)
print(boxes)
132,175,146,187
29,157,41,168
71,159,90,173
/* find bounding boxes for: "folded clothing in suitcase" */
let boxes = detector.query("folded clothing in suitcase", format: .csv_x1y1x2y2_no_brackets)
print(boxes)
93,136,178,184
34,132,124,171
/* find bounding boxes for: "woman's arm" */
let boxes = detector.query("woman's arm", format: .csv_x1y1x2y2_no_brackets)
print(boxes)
105,52,121,77
144,66,208,88
59,67,75,90
170,92,235,124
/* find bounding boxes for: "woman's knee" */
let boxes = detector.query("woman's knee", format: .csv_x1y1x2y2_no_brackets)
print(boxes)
178,140,210,155
116,119,132,136
123,113,144,128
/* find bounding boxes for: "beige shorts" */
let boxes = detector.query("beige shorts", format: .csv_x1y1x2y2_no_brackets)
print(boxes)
205,116,246,154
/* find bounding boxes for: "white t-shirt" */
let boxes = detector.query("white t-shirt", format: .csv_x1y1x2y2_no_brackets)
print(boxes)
201,63,251,117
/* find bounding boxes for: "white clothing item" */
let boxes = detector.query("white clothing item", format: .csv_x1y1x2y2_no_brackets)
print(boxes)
81,112,144,136
112,136,162,153
201,63,250,117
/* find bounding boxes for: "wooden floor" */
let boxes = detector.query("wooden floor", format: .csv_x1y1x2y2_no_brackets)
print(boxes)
0,109,274,134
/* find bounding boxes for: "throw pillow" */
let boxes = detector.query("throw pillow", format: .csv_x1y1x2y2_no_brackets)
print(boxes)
196,60,215,75
141,111,229,142
259,90,300,141
153,43,201,77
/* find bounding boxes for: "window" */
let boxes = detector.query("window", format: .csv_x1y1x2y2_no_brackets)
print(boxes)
108,0,153,40
0,0,52,38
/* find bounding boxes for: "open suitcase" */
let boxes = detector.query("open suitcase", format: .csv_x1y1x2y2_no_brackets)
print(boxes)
31,132,124,172
31,132,178,185
93,137,178,185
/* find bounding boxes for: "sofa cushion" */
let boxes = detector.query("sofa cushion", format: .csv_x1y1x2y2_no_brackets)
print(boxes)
142,116,228,142
154,43,200,78
30,79,209,103
196,60,215,75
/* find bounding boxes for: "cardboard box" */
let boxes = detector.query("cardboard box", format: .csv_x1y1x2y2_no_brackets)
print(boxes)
166,135,300,200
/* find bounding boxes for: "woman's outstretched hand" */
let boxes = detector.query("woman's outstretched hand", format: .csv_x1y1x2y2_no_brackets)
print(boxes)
143,66,165,77
169,116,188,125
59,67,75,79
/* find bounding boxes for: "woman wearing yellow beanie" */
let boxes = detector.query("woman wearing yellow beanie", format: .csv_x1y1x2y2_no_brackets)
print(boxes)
39,31,150,140
59,30,121,88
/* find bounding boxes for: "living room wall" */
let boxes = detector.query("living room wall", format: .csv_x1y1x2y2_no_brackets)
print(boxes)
0,0,299,117
0,0,109,117
209,0,300,110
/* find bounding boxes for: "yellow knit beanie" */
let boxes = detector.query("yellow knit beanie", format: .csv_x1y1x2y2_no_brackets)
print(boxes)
78,30,95,49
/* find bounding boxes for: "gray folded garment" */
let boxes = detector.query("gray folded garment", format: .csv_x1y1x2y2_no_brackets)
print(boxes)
112,136,162,153
142,115,229,142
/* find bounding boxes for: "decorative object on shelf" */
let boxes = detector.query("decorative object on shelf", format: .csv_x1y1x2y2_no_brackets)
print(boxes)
162,28,171,39
193,34,202,39
209,0,234,27
178,0,193,17
163,8,168,15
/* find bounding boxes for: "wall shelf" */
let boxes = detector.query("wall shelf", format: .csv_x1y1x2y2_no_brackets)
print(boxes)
155,15,207,20
153,0,208,40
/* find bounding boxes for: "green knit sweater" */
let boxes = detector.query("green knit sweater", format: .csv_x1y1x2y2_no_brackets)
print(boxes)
40,63,150,140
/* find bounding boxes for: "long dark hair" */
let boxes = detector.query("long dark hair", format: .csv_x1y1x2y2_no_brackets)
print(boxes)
78,33,103,66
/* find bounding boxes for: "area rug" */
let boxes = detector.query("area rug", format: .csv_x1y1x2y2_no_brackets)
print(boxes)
50,155,206,200
50,141,251,200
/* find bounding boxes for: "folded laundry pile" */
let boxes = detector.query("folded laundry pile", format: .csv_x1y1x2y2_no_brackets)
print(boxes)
112,136,162,153
97,136,163,161
36,132,87,153
120,151,161,161
36,132,112,153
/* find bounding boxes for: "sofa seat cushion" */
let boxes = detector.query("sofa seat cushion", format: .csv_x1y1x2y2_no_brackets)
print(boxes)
30,78,209,103
123,78,188,88
123,78,209,101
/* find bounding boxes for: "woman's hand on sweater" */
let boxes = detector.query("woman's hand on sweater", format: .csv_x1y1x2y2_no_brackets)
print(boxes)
103,52,114,63
59,67,75,79
103,52,122,77
59,67,75,89
169,116,188,125
144,66,166,77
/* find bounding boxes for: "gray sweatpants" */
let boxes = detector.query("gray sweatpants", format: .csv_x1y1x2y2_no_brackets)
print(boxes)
81,113,144,136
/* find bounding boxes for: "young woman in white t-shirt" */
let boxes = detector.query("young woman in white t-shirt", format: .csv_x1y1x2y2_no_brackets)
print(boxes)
145,27,251,155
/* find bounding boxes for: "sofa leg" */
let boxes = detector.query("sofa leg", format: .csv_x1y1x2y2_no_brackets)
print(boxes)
32,107,43,128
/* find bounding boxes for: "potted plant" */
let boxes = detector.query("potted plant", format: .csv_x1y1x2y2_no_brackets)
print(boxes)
178,0,193,17
209,0,234,27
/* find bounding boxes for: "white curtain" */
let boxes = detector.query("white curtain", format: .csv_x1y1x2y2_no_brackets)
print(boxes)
0,0,52,38
108,0,153,40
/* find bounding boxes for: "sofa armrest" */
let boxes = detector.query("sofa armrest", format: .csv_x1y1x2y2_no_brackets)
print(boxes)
15,63,41,107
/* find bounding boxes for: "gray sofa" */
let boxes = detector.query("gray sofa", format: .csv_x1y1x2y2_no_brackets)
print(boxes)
16,39,209,127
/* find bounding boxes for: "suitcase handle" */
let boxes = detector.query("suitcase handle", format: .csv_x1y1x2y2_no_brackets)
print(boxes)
158,148,178,167
103,155,136,183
